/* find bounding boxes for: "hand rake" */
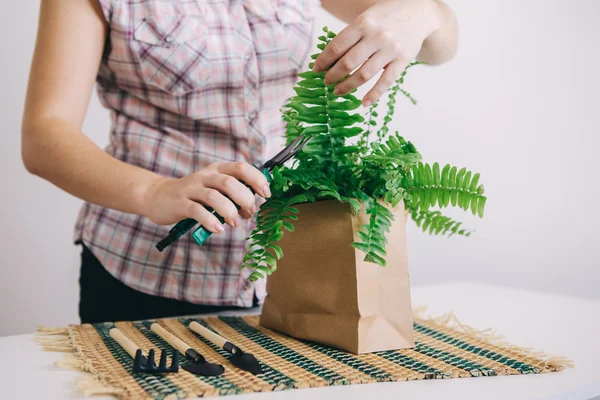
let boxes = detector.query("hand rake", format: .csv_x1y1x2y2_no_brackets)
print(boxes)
109,328,179,374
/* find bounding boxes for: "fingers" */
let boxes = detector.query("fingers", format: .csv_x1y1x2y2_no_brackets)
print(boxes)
332,50,394,96
239,208,252,220
189,187,241,228
362,59,407,106
216,162,271,198
203,172,257,214
324,38,378,86
186,202,226,234
186,161,267,229
313,25,362,73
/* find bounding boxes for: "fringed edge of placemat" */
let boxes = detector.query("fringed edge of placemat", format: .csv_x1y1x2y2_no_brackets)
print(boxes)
411,306,574,371
36,326,125,398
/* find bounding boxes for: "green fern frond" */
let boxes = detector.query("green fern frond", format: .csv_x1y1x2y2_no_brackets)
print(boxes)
284,32,366,171
365,133,421,169
358,101,379,152
279,168,342,201
407,162,486,217
242,194,315,281
410,209,472,237
351,199,394,266
377,61,422,141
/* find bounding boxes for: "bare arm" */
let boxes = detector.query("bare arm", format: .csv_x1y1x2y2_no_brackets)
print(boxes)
317,0,458,104
22,0,268,231
22,0,158,215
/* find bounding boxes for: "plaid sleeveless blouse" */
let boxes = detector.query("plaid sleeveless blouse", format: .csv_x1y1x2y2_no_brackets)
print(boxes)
74,0,318,307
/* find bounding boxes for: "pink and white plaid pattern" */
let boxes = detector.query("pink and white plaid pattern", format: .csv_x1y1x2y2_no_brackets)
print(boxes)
74,0,319,307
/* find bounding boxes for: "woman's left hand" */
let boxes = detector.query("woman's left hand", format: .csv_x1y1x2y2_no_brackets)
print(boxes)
313,0,442,107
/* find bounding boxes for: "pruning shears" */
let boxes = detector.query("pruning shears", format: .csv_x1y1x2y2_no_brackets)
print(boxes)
155,135,312,252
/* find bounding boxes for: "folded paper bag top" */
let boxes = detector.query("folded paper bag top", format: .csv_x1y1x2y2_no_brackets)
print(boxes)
259,199,414,354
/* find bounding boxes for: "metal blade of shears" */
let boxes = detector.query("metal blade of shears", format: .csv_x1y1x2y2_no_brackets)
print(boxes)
261,135,312,171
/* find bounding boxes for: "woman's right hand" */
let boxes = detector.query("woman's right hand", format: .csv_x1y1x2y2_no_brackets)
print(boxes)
141,162,271,233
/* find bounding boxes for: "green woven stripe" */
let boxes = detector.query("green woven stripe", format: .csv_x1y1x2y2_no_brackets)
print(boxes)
93,323,183,399
182,319,297,390
374,348,448,379
414,323,539,374
219,316,349,385
301,341,393,381
136,322,242,395
413,342,496,377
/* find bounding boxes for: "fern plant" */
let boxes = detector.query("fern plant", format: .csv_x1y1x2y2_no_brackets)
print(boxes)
241,27,487,281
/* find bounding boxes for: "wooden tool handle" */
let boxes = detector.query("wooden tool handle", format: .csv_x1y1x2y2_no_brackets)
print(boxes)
150,323,189,354
109,328,140,359
189,321,227,349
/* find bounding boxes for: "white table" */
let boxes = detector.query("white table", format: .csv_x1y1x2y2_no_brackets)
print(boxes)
2,282,599,400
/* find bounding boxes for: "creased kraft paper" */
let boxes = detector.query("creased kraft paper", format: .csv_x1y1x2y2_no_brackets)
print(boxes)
260,200,414,354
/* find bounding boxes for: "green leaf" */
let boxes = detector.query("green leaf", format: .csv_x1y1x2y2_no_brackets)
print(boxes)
264,252,277,267
449,166,457,187
298,78,324,88
364,252,386,266
302,125,329,135
470,196,479,216
328,98,362,110
296,114,328,124
462,171,472,191
477,196,487,218
335,146,360,155
298,71,325,79
450,189,458,207
358,231,370,242
420,188,429,211
430,188,438,207
425,163,433,186
266,244,283,259
437,188,445,208
330,127,363,137
348,198,361,214
293,87,326,98
282,221,295,232
461,192,471,211
469,173,480,192
351,242,370,253
248,271,264,281
433,162,441,185
456,167,466,188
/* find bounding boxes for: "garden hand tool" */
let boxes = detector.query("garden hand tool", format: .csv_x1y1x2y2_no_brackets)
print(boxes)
189,321,263,375
156,134,313,251
109,328,179,374
149,323,224,376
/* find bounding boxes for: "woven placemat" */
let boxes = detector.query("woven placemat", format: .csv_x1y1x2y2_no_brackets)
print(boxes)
37,311,572,399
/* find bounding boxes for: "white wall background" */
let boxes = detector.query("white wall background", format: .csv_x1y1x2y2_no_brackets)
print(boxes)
1,1,598,336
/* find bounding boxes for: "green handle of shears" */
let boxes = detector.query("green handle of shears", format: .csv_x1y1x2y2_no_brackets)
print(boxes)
191,168,272,247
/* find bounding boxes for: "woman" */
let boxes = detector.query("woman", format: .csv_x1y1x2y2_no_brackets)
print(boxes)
21,0,457,323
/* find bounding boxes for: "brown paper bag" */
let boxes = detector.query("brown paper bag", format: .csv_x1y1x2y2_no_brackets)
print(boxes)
260,199,414,354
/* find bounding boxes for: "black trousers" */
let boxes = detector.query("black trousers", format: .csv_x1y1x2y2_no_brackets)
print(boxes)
78,244,254,324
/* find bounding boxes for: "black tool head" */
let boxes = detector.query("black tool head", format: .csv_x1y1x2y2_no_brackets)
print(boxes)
230,351,263,376
261,134,313,170
182,363,225,376
181,349,225,376
133,349,179,374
